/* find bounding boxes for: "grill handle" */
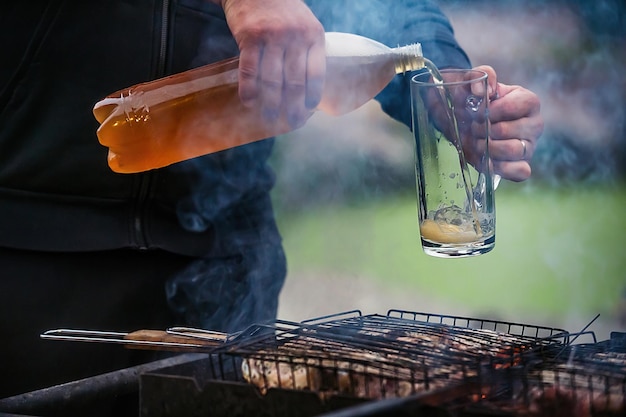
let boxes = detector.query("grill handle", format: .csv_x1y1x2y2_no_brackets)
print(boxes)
40,328,226,351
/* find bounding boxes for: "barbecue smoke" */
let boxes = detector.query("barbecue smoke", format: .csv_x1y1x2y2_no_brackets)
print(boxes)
166,0,626,332
442,0,626,184
165,225,287,333
166,0,447,331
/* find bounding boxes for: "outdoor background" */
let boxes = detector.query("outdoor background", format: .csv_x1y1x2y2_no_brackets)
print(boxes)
272,0,626,340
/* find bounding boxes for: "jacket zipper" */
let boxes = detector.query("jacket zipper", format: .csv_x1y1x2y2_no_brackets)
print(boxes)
132,0,170,250
159,0,170,72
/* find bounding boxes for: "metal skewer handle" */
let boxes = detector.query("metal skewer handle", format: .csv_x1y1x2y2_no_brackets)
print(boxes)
41,328,226,351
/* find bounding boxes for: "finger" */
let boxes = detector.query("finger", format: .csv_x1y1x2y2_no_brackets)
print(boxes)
470,118,489,140
238,44,263,107
283,44,308,127
461,135,488,170
305,40,326,110
489,138,533,162
258,45,286,121
493,160,532,182
471,65,498,100
490,118,543,148
489,86,541,123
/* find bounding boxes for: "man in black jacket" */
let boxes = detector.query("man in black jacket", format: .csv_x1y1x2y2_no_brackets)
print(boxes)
0,0,542,397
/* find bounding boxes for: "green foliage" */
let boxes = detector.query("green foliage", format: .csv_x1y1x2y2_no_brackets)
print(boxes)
276,181,626,321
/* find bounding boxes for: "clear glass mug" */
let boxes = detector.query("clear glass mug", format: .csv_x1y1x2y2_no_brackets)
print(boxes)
411,69,496,257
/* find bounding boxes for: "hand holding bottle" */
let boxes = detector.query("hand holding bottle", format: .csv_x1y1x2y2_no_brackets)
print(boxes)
213,0,326,129
93,32,423,173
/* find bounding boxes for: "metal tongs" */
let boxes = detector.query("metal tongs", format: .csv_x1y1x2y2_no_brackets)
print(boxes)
41,327,232,352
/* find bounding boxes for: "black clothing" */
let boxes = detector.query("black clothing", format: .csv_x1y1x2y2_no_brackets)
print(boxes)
0,0,284,397
0,1,279,256
0,0,470,397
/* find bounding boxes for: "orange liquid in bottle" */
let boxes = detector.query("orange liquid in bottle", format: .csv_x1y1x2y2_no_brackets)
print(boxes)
94,33,423,173
94,58,294,173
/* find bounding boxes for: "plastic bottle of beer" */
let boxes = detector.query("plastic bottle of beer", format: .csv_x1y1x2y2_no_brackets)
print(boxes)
93,32,424,173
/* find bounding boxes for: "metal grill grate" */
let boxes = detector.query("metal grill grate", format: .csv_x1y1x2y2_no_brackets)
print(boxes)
464,332,626,416
210,310,569,402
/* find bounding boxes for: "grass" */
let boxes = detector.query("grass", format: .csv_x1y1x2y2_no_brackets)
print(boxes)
275,181,626,322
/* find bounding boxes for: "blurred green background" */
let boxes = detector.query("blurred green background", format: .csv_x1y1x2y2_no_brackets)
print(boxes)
271,0,626,339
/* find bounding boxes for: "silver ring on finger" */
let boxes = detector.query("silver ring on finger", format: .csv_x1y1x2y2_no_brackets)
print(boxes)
519,139,527,160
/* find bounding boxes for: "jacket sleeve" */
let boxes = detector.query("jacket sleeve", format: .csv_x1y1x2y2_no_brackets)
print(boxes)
306,0,471,128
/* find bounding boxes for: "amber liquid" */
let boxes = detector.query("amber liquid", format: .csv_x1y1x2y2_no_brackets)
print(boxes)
94,53,410,173
94,58,296,173
420,219,482,244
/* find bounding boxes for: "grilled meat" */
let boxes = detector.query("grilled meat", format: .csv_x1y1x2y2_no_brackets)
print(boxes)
237,324,534,401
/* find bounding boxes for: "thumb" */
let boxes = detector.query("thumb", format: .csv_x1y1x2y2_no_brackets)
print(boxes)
472,65,498,100
491,82,518,99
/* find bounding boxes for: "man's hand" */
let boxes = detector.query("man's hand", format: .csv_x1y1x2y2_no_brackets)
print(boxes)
474,65,544,182
216,0,326,129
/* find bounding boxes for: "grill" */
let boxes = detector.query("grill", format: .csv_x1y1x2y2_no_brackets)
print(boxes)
1,309,624,417
212,310,565,400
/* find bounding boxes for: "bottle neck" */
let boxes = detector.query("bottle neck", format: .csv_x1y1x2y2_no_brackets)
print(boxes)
392,43,424,74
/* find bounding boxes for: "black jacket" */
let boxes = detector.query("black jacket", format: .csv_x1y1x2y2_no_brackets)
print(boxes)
0,0,469,257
